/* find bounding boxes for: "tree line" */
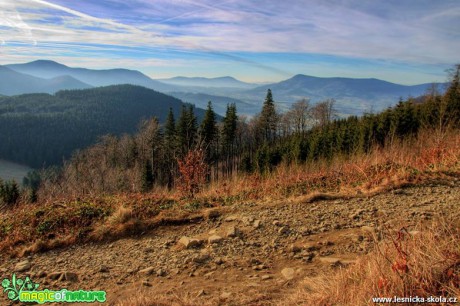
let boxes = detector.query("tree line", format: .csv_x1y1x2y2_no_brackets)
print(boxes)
11,64,460,201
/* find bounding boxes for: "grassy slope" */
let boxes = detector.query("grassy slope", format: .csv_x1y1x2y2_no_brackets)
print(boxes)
282,219,460,306
1,129,459,255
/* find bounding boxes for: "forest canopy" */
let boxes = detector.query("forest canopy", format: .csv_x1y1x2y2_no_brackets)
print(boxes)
0,84,210,167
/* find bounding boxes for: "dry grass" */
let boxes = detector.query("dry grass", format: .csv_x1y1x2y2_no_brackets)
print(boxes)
1,129,459,257
107,205,134,225
281,218,460,306
0,194,201,256
196,130,460,204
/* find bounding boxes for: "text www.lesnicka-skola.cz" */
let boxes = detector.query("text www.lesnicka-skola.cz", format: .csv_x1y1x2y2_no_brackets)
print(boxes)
372,296,458,303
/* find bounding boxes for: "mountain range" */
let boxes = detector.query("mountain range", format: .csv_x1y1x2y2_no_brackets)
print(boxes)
5,60,174,93
1,60,447,116
243,74,445,114
0,66,91,95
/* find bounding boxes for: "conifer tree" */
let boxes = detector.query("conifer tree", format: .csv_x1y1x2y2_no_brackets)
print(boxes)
176,105,198,156
222,103,237,149
200,101,218,145
141,160,153,192
199,101,218,179
163,108,177,188
445,64,460,126
176,106,188,156
258,89,278,142
0,179,20,206
164,108,176,144
222,103,238,176
187,105,198,149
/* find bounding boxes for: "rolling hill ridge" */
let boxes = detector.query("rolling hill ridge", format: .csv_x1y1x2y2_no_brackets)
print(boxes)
0,84,210,168
1,60,448,116
243,74,446,114
5,60,175,93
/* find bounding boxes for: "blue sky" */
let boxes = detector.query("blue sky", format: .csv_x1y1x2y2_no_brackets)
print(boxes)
0,0,458,84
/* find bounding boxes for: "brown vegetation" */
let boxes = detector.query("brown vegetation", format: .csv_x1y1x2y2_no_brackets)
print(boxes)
0,128,459,258
282,218,460,305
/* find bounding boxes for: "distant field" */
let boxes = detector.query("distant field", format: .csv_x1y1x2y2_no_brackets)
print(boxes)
0,159,32,184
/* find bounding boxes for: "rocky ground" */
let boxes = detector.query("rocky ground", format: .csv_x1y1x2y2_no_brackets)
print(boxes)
1,180,459,305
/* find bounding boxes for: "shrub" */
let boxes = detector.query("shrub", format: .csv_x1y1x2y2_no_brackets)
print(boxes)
176,149,208,198
0,179,20,207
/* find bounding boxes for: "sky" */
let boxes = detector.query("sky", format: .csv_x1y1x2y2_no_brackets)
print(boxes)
0,0,459,84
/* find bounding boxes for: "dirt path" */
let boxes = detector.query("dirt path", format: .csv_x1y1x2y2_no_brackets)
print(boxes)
1,180,459,305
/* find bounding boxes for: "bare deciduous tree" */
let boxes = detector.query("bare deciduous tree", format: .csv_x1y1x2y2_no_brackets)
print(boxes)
311,98,336,127
289,98,311,133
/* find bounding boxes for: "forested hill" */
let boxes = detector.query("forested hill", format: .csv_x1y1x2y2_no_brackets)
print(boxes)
0,84,210,168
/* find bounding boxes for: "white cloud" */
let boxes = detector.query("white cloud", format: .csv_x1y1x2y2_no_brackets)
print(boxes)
0,0,458,77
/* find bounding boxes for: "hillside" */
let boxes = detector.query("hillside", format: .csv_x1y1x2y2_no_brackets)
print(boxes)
0,68,458,306
0,66,91,95
0,85,209,168
1,173,458,305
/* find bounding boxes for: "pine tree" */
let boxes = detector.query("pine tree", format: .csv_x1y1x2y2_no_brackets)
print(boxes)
164,108,176,143
222,103,237,149
163,108,177,188
141,160,154,192
176,105,198,156
394,99,420,138
199,101,218,179
445,64,460,126
222,103,238,176
23,170,41,203
258,89,278,143
200,101,218,145
0,180,20,206
176,106,188,155
186,105,198,149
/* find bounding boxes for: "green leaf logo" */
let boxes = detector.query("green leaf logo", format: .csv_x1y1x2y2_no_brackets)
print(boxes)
2,273,40,301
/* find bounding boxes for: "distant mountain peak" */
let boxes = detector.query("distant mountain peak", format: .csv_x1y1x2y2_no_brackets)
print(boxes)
291,74,314,80
26,60,68,68
292,73,309,78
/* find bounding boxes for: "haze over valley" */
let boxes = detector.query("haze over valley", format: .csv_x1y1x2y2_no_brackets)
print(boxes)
0,59,447,174
1,59,447,118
